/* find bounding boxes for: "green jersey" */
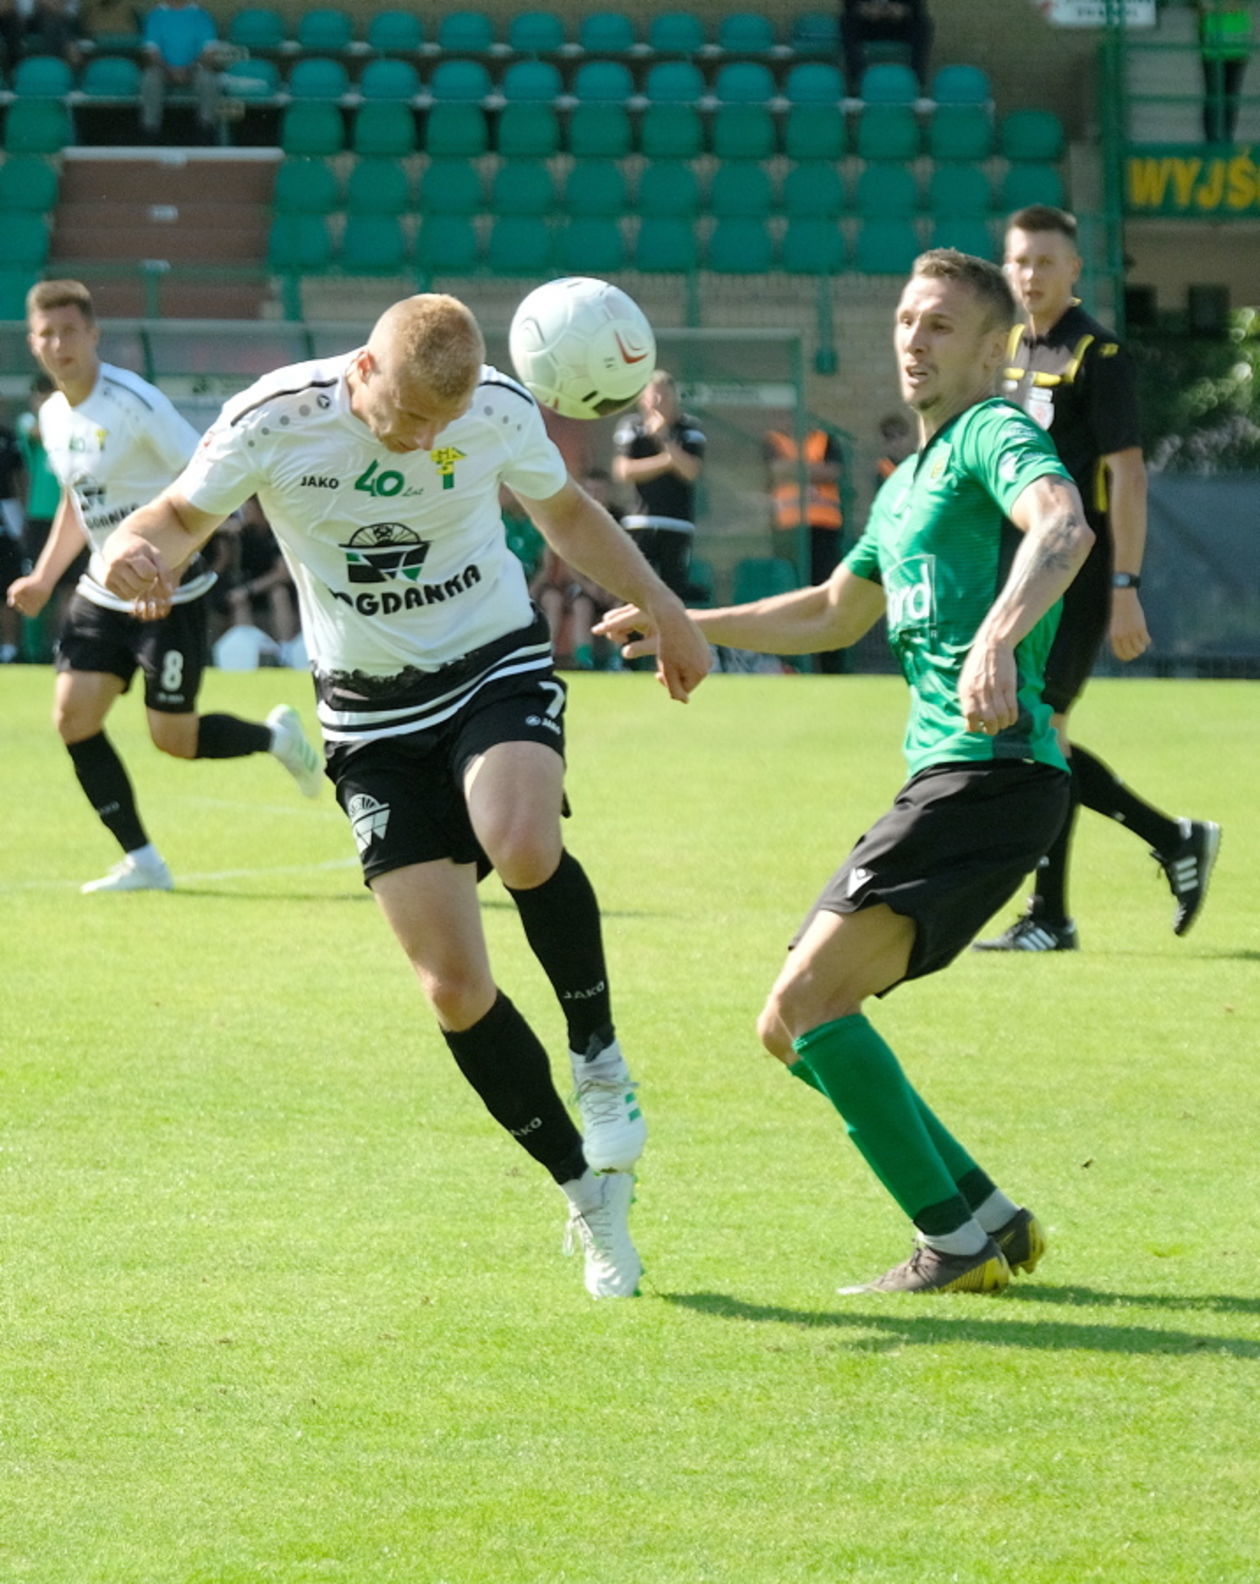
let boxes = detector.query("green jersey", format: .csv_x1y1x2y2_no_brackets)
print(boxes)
844,397,1072,778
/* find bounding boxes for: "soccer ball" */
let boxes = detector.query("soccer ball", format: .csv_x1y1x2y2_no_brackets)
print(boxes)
508,277,657,421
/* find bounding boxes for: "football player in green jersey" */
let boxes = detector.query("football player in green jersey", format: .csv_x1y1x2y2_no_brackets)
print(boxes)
599,251,1096,1294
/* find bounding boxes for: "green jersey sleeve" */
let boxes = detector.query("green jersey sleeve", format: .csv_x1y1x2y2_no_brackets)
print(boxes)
957,399,1071,516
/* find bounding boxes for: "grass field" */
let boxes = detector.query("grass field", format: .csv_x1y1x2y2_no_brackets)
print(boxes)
2,664,1258,1584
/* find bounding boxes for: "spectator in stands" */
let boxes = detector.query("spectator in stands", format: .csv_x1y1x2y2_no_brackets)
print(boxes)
22,0,88,64
139,0,221,144
1197,1,1252,141
207,496,300,668
612,371,705,600
530,468,618,670
0,407,26,664
874,411,914,490
764,422,845,674
841,0,934,93
16,374,77,661
1,0,27,71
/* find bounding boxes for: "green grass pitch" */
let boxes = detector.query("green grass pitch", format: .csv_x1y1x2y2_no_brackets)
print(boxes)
1,665,1257,1583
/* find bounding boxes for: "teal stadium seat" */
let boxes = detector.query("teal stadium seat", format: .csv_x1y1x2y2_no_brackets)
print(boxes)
486,215,553,274
928,163,992,219
999,109,1065,162
732,556,797,604
3,99,74,153
418,156,482,214
566,104,632,157
358,59,421,101
436,11,495,55
854,162,918,218
490,158,555,216
287,58,350,101
929,65,992,105
267,213,334,271
783,62,844,104
927,216,995,257
708,162,772,218
853,217,921,273
0,154,60,211
500,61,563,104
856,104,920,160
415,215,480,273
366,11,424,55
295,8,355,55
422,103,486,157
352,101,416,156
705,217,774,273
999,163,1066,210
12,55,75,97
428,59,493,103
79,56,142,98
571,60,634,103
711,104,775,159
279,101,345,156
220,58,281,102
782,161,845,219
346,157,411,214
576,13,637,55
711,61,776,103
715,14,777,57
637,160,699,218
0,267,40,317
646,13,706,56
858,63,920,103
781,217,847,274
789,12,840,58
638,103,703,158
783,104,846,160
273,156,340,214
928,103,994,161
497,103,560,157
563,160,627,216
507,12,566,57
0,211,50,268
227,7,286,53
644,61,707,103
634,216,698,271
340,213,409,273
558,216,625,273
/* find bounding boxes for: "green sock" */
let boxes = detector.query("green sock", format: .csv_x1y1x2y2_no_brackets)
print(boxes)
788,1057,824,1094
793,1013,971,1230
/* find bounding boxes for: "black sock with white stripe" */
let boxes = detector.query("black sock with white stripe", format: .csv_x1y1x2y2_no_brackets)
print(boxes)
1071,743,1181,853
506,850,614,1054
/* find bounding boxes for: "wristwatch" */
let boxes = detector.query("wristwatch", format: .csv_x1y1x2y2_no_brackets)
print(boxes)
1111,572,1142,589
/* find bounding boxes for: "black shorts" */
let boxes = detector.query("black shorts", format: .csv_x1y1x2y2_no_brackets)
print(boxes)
327,668,568,885
1043,527,1111,713
55,591,210,713
799,760,1070,988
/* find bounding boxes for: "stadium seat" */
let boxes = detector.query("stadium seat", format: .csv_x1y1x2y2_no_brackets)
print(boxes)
929,65,992,105
708,162,773,219
782,161,845,219
576,13,637,55
507,11,566,56
999,109,1065,162
358,59,421,101
566,104,632,157
705,217,774,273
220,58,282,102
436,11,495,54
711,105,775,160
490,158,555,216
0,211,50,268
644,61,707,103
428,59,493,103
0,155,59,211
417,156,482,214
340,213,409,272
272,156,340,214
415,214,480,273
638,103,703,158
928,104,994,162
366,11,424,55
557,216,626,273
422,103,486,157
927,216,995,257
267,213,334,271
499,60,563,104
637,160,700,218
497,103,561,157
715,13,777,57
853,217,921,273
781,217,847,274
999,163,1066,210
287,58,351,101
711,61,776,104
855,104,920,160
783,103,846,160
2,99,74,153
79,56,142,98
345,156,411,214
279,101,346,156
859,63,921,103
646,12,706,56
571,60,635,103
563,159,627,217
783,62,844,105
927,163,992,220
732,556,797,604
227,7,286,53
11,55,75,97
352,101,416,156
634,216,698,271
486,215,553,274
788,12,840,58
0,267,40,318
295,8,355,55
854,162,918,218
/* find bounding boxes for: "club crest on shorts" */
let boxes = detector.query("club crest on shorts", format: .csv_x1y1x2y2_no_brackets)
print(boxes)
347,792,391,853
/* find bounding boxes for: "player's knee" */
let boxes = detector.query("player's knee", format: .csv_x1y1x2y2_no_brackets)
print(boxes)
484,831,560,891
422,970,495,1031
149,716,197,758
756,1001,794,1062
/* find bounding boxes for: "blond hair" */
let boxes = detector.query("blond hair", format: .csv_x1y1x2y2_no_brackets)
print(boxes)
369,294,484,405
27,278,95,323
912,249,1017,331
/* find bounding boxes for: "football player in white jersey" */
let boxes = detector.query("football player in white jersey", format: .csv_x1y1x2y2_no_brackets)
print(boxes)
102,293,711,1299
7,280,323,894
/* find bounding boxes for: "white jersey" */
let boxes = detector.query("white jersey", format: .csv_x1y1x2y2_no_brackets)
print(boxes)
40,360,210,612
177,352,569,743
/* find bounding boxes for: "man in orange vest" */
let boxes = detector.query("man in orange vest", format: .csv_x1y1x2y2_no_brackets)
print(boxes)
764,423,845,673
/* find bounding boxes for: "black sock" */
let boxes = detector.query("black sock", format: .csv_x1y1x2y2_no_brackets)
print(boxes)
442,991,586,1184
956,1166,999,1212
195,713,273,759
1030,771,1078,923
506,850,614,1054
1071,743,1181,852
67,732,148,853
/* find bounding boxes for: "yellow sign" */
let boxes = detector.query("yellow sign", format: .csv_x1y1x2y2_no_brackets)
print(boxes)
1126,146,1260,215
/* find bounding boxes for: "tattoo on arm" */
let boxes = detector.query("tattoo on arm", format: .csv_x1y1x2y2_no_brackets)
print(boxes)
1026,510,1086,577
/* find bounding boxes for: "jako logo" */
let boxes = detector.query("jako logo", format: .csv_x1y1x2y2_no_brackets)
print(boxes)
301,474,339,489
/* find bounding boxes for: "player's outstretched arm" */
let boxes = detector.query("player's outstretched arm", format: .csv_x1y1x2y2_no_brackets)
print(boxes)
961,474,1094,734
103,491,228,619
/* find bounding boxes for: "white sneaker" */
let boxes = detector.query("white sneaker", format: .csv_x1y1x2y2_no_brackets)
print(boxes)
266,704,322,798
570,1037,646,1174
81,850,174,894
563,1171,642,1299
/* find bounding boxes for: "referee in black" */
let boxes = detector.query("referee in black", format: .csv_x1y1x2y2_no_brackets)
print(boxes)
976,205,1220,951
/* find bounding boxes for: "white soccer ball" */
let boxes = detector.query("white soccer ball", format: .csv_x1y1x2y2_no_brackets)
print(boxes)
508,276,657,421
